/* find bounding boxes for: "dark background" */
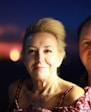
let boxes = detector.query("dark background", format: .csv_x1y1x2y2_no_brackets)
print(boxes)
0,0,90,111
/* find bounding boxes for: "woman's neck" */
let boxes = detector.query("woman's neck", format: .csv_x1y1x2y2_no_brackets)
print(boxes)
31,76,60,96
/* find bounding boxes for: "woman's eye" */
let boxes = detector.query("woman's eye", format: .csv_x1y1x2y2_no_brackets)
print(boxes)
83,41,91,48
45,50,52,53
85,42,89,45
27,49,35,54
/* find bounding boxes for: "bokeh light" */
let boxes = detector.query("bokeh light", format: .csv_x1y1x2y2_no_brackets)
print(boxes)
9,49,20,62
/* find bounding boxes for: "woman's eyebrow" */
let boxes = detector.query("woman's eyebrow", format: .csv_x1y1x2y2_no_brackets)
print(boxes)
44,45,53,48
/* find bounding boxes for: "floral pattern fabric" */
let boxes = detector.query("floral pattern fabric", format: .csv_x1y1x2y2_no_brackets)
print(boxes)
8,81,91,112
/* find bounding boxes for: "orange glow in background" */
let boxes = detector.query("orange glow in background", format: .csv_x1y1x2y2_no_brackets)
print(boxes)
0,42,22,61
9,49,20,62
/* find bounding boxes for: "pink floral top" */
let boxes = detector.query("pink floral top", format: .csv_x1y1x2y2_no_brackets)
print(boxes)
8,80,91,112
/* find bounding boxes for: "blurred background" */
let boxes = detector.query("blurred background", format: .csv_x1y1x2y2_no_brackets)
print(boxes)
0,0,90,111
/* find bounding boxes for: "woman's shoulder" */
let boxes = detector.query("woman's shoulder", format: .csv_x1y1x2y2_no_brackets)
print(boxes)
62,80,85,106
8,79,31,104
62,79,84,93
8,78,32,93
8,80,20,95
59,78,84,97
68,81,84,97
8,79,23,103
69,84,84,100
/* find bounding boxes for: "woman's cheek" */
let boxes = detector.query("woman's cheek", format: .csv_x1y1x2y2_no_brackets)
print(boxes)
80,49,87,62
48,55,58,64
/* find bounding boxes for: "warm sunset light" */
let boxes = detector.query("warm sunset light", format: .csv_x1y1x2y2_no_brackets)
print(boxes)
9,49,20,62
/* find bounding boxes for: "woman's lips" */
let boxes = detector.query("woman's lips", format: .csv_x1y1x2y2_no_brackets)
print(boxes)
33,66,47,70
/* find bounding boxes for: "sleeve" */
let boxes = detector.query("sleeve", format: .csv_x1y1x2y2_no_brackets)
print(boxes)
75,86,91,111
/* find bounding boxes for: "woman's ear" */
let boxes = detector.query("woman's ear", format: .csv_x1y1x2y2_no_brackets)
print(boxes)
57,51,65,67
57,57,63,67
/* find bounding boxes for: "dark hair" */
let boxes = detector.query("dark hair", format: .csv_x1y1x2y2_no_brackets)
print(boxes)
77,16,91,42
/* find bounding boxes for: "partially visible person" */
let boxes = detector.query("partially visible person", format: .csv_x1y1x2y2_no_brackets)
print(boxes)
77,16,91,87
8,17,91,112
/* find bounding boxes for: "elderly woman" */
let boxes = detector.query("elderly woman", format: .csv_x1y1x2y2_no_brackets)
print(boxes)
77,16,91,88
8,17,91,112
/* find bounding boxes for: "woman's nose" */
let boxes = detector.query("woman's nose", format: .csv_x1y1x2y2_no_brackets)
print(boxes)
35,51,43,60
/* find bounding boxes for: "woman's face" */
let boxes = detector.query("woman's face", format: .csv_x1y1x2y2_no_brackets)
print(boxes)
23,32,63,80
79,24,91,72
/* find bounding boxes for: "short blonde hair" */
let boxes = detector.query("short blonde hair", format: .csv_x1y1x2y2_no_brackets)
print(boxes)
22,17,66,58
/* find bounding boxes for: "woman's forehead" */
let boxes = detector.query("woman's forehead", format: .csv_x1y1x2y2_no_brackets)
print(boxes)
25,32,58,48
